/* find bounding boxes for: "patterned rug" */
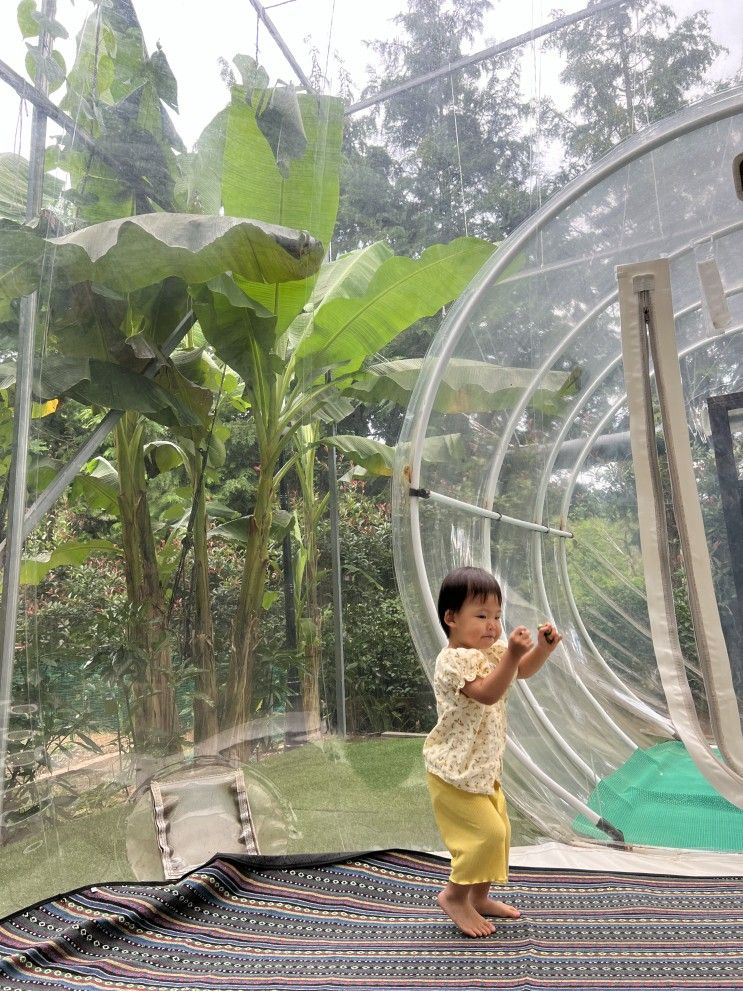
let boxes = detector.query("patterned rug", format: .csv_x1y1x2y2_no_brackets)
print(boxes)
1,849,742,990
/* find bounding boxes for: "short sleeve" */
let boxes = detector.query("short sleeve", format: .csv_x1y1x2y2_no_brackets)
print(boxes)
436,648,483,693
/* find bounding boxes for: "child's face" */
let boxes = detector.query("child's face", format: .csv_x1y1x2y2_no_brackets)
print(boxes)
445,593,502,650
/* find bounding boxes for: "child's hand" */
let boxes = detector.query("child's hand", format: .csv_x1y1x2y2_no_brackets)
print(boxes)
508,625,533,659
537,623,562,652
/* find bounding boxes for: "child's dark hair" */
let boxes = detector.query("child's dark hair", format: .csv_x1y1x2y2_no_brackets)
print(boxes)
437,566,502,634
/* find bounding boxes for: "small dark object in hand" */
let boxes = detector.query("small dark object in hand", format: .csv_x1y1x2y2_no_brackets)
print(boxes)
539,623,555,645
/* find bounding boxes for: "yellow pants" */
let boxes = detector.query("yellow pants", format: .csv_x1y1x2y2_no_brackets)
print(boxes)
426,772,511,885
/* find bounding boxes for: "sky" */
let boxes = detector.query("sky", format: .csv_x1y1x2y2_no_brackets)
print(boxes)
0,0,741,153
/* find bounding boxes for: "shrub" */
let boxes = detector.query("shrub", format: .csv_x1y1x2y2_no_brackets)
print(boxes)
319,488,435,735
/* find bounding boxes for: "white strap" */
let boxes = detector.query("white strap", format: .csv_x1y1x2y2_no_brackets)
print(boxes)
617,258,743,808
696,259,732,333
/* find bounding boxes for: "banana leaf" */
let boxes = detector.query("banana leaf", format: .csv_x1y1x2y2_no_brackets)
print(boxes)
32,354,205,430
70,457,120,515
285,241,394,353
348,358,579,414
0,213,324,299
322,432,465,478
20,539,121,586
295,237,496,376
190,87,343,332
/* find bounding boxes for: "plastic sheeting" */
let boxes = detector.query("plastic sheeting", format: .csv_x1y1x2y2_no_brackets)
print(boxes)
393,86,743,849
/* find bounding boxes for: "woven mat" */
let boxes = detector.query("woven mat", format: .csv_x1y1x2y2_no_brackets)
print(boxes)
1,849,742,990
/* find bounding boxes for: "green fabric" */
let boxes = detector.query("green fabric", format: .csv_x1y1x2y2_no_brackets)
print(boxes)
573,741,743,851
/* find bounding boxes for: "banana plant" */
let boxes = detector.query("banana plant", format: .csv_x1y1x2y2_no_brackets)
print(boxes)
0,210,324,755
3,1,505,753
153,348,243,750
201,234,500,734
3,1,342,756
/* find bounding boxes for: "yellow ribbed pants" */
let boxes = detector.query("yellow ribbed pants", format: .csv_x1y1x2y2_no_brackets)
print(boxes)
426,772,510,885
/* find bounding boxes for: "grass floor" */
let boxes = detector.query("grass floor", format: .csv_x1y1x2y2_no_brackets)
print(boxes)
0,802,134,919
259,734,442,853
1,735,488,918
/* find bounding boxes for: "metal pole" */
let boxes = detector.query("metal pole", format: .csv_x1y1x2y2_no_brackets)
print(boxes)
278,450,301,746
325,376,346,736
0,0,55,835
414,488,574,539
345,0,627,115
278,452,298,651
246,0,315,91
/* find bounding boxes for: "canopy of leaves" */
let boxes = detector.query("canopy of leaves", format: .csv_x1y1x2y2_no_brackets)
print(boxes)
544,0,725,178
335,0,535,256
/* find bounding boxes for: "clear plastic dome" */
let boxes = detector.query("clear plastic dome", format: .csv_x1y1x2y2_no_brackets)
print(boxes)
393,85,743,847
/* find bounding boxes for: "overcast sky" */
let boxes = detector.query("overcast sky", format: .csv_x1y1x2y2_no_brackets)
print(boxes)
0,0,741,153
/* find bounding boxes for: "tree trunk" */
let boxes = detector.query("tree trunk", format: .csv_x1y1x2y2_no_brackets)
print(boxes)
224,460,276,745
116,415,180,768
189,458,219,752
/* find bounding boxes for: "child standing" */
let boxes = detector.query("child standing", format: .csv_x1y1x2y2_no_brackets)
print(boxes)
423,565,561,937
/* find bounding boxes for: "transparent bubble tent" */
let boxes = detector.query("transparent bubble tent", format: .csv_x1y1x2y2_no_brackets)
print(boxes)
393,85,743,852
0,0,742,938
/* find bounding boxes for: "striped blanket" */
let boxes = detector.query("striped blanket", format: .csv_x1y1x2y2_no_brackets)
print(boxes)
1,849,742,990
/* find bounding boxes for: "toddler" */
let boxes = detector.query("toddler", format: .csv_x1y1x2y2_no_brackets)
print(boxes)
423,565,561,937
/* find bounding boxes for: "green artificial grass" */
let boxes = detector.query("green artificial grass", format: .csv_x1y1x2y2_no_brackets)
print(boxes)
0,735,540,918
573,740,743,851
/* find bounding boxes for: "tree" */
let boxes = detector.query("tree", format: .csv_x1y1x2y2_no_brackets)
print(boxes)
544,0,725,180
336,0,535,256
329,0,541,446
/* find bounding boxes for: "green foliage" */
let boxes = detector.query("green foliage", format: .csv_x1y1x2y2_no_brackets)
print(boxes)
544,0,725,178
0,213,323,300
189,68,343,247
0,154,64,223
320,490,435,735
336,0,534,255
349,358,577,415
295,238,496,376
19,0,69,95
323,435,396,477
3,555,132,839
53,0,183,220
20,538,121,586
187,68,344,333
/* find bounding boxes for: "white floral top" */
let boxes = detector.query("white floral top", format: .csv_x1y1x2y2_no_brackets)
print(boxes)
423,642,508,794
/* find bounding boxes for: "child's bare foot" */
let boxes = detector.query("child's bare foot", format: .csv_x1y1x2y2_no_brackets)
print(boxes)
470,896,521,919
437,889,496,937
